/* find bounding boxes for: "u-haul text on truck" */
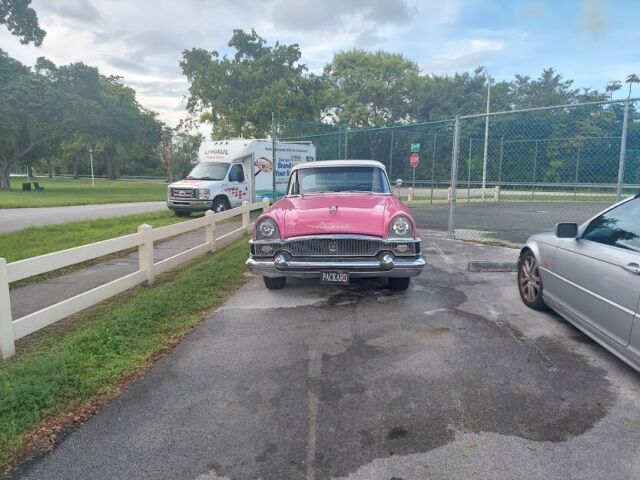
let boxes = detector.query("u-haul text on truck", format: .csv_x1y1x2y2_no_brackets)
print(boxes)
167,139,315,216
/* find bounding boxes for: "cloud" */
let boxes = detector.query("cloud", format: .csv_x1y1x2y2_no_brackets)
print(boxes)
270,0,415,32
37,0,100,23
520,2,546,20
427,38,505,71
577,0,609,40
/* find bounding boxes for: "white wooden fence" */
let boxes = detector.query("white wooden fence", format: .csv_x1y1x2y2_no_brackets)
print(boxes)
0,199,269,360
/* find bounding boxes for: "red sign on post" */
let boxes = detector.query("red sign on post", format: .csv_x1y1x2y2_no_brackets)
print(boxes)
409,152,420,168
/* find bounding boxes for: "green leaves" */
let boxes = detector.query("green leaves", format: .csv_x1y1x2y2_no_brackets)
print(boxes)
0,0,45,46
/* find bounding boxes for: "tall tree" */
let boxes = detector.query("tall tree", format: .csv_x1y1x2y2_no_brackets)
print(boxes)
0,0,45,45
323,50,421,127
181,29,323,139
626,74,640,98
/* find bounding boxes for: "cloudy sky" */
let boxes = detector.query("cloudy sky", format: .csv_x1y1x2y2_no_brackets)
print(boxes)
1,0,638,126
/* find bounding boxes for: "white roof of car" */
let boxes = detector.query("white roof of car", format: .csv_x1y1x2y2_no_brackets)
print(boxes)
292,160,386,171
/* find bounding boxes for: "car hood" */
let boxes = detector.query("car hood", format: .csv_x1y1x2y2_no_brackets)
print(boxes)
270,194,411,239
170,179,220,188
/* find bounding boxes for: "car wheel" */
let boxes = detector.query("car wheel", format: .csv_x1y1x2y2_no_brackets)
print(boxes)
174,210,191,217
263,276,286,290
388,277,410,291
212,198,228,213
518,251,546,310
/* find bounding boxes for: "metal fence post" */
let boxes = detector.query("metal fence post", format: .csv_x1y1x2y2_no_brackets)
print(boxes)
344,127,349,159
532,140,538,197
430,134,437,204
0,258,15,359
205,210,216,253
616,100,630,201
137,224,154,286
467,138,472,203
389,130,394,177
262,196,270,212
271,112,277,202
447,117,461,239
242,200,251,234
497,136,504,202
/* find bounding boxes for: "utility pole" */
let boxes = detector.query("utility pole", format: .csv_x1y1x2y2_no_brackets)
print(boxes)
616,100,629,201
271,112,277,201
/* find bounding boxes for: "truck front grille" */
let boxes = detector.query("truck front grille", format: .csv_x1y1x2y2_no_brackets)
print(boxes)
171,188,196,199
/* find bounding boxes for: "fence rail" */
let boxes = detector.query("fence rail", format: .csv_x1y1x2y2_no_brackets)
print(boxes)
0,199,268,360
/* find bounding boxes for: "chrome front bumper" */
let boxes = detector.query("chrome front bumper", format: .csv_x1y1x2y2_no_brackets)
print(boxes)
246,253,425,278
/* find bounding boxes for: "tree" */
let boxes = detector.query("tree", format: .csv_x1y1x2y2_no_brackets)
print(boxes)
626,74,639,98
323,50,421,127
181,29,323,139
0,0,45,45
159,127,174,182
606,81,622,100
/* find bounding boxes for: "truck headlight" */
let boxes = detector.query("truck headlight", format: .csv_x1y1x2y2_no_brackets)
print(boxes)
256,218,279,240
389,216,413,238
198,189,211,200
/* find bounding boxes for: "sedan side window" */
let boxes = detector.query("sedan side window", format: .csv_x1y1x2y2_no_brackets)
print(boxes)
582,198,640,252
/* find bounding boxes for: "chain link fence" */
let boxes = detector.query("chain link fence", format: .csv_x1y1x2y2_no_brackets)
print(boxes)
277,98,639,245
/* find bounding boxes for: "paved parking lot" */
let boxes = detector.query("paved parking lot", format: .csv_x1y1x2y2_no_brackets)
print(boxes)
411,201,611,244
17,237,640,480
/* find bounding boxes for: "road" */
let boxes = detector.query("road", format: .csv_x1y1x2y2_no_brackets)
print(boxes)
0,202,167,234
17,238,640,480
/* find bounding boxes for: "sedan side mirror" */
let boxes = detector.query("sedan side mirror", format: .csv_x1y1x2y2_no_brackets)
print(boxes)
395,179,403,187
556,222,578,238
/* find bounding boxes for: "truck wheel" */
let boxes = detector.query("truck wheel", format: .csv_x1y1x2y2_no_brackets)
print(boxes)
212,197,229,213
174,211,191,217
263,276,286,290
388,277,410,291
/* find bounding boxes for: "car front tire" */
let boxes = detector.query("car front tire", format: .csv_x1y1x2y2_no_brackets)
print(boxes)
518,250,546,310
388,277,410,291
263,276,286,290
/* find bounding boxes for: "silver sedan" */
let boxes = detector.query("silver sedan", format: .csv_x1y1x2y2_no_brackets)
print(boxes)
518,194,640,372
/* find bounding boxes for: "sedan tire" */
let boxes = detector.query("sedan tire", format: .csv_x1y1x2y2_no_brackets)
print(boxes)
263,276,286,290
518,251,546,310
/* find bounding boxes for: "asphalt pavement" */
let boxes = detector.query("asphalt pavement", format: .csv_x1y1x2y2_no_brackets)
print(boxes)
16,237,640,480
411,200,611,244
0,202,167,234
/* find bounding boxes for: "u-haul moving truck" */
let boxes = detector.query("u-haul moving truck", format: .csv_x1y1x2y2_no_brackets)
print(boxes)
167,139,315,216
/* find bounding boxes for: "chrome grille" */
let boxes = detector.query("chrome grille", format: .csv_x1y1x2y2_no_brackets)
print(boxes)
171,188,196,199
281,237,418,257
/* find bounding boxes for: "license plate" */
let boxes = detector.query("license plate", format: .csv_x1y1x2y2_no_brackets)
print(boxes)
321,271,349,285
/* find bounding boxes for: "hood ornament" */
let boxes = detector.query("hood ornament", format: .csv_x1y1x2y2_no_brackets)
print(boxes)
329,205,338,214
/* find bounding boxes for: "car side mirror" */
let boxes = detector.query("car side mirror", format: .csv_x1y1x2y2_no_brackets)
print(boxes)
395,179,403,187
556,222,578,238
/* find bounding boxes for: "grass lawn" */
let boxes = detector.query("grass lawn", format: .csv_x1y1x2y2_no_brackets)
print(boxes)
0,210,202,263
0,177,167,208
0,238,249,473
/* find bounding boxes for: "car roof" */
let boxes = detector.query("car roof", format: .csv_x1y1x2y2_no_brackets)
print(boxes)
292,160,386,171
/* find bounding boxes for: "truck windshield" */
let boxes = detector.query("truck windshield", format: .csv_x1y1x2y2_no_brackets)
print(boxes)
186,162,229,180
291,166,390,195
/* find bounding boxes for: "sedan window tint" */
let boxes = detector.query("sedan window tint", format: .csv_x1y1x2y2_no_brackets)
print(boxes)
582,198,640,252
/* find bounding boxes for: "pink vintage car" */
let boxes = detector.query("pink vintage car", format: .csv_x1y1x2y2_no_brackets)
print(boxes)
247,160,425,290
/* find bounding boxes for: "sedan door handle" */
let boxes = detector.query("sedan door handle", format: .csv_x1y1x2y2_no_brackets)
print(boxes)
622,263,640,275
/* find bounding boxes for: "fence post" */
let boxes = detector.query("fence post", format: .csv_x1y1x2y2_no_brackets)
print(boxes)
242,200,251,234
408,187,414,202
532,140,538,198
497,136,504,202
430,134,437,204
389,130,394,176
205,210,216,253
447,116,461,239
467,138,472,203
262,196,270,213
616,100,630,201
137,224,154,286
0,258,15,360
494,186,500,201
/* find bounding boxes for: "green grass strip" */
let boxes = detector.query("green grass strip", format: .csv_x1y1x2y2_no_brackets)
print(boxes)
0,211,199,263
0,178,166,208
0,239,249,472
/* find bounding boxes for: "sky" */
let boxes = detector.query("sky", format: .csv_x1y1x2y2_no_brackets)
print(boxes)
1,0,638,127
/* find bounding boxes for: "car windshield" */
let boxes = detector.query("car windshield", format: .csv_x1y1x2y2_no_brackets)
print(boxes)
186,162,229,180
291,166,390,195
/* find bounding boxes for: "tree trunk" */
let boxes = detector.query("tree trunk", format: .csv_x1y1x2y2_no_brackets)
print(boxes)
105,148,115,180
72,157,79,178
0,159,12,190
48,157,53,178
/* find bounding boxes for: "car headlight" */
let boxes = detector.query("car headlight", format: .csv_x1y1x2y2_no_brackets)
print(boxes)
389,216,413,238
256,218,279,240
198,189,211,200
